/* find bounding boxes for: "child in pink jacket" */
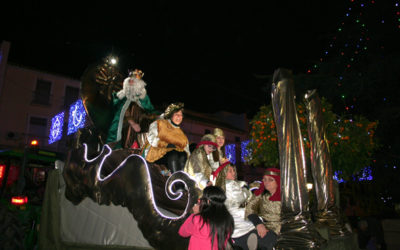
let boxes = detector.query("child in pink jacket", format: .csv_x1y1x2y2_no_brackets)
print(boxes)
179,186,234,250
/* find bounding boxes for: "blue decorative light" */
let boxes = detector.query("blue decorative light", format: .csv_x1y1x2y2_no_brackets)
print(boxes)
67,99,86,135
334,166,373,183
358,166,373,181
241,140,251,163
225,144,236,164
333,170,345,183
49,112,64,144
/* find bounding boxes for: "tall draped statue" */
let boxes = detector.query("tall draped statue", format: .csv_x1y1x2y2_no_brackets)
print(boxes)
305,89,351,238
271,68,325,249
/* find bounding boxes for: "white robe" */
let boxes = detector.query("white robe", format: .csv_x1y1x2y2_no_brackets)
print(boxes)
225,180,255,238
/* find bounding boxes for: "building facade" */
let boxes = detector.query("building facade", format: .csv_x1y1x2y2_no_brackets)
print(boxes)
0,41,81,153
0,40,251,169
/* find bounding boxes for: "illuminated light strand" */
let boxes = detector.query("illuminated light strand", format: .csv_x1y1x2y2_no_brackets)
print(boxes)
225,144,236,164
49,112,65,144
241,140,251,163
165,174,193,201
83,143,108,163
83,144,190,220
68,99,86,135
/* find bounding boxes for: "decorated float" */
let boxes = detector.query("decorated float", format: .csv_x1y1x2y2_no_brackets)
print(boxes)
38,58,361,249
39,58,198,250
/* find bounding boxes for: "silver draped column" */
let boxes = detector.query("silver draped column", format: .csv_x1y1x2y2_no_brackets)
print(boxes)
271,68,324,249
305,89,350,238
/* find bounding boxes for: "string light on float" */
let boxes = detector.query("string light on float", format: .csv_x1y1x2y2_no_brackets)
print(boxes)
306,183,313,191
104,55,118,66
110,57,117,65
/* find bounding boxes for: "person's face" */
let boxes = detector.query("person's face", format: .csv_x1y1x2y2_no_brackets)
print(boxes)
263,175,278,194
171,110,183,125
216,136,225,148
225,166,236,180
204,144,216,155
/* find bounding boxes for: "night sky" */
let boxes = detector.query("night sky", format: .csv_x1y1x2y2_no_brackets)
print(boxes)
2,1,351,115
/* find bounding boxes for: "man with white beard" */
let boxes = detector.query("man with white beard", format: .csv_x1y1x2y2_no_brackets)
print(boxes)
106,69,157,149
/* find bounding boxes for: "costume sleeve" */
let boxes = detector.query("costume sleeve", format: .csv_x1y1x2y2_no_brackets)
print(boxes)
193,173,210,190
147,120,159,147
247,214,263,226
178,214,196,237
236,181,252,202
185,152,210,190
207,154,219,171
245,194,263,225
184,143,191,157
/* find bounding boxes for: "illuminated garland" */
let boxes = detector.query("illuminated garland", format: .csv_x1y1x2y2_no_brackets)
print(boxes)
306,0,400,113
225,144,236,164
67,99,86,135
82,144,191,220
49,112,64,144
241,140,251,163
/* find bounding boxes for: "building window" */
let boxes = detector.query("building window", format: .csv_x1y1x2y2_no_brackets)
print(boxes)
64,86,80,108
32,79,51,105
28,117,48,138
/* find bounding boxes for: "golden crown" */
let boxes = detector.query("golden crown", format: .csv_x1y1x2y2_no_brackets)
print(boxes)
129,69,144,80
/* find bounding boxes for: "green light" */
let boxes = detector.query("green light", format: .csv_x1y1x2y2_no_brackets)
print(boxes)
314,64,318,68
338,28,342,31
362,24,366,27
364,46,367,50
341,95,345,99
350,58,354,61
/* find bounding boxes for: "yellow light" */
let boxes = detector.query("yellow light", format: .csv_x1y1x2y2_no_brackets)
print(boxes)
30,140,39,146
11,196,28,205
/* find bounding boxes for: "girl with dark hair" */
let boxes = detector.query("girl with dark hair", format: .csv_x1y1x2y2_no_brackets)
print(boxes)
179,186,234,250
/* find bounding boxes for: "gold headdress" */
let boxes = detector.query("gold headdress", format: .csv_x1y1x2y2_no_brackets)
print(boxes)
163,102,184,119
128,69,144,80
213,128,225,137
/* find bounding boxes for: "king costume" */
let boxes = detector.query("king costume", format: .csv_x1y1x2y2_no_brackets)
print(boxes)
106,70,156,149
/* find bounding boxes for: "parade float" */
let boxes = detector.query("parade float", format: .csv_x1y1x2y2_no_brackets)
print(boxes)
39,58,198,250
38,59,362,249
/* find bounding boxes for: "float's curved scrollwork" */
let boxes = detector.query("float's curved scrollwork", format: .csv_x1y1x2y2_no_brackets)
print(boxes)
63,128,198,250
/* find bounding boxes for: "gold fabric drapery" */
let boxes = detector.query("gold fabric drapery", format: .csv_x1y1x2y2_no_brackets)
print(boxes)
305,89,350,238
271,68,325,249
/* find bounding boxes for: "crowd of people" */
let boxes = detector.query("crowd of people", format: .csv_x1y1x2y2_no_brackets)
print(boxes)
106,70,281,250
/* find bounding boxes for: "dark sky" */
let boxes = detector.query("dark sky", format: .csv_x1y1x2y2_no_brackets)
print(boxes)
1,0,347,116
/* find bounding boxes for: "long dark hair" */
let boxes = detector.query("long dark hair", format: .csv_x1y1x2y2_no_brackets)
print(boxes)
195,186,234,250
